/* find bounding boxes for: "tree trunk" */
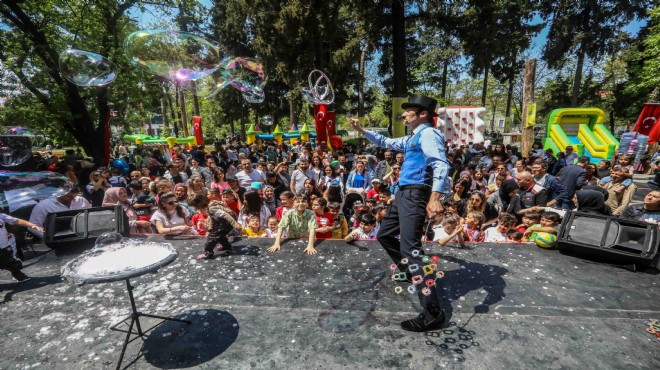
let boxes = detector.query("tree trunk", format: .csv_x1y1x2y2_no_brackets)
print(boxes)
392,0,407,97
166,86,178,136
491,104,497,132
441,59,449,101
358,41,369,117
192,89,200,116
161,97,168,135
481,65,489,107
571,49,585,107
505,75,514,117
521,60,537,157
179,88,189,137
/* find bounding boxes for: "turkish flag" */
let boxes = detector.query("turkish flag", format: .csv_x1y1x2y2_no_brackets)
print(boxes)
314,104,328,145
634,103,660,143
192,116,204,145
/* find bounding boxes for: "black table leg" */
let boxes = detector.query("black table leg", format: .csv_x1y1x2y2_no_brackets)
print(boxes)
110,279,191,370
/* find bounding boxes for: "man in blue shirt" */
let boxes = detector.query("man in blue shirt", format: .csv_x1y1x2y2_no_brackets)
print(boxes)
350,95,450,332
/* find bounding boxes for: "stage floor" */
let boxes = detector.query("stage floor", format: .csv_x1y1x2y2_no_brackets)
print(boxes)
1,237,659,369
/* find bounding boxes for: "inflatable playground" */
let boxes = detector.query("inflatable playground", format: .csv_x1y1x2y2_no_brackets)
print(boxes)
123,122,320,149
543,108,619,163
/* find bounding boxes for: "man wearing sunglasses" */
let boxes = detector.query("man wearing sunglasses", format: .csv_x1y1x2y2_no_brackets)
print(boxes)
350,94,449,332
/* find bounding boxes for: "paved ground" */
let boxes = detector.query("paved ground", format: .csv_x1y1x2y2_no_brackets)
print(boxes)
1,236,658,370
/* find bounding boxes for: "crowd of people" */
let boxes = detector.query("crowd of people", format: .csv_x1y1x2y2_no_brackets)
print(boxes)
1,130,657,281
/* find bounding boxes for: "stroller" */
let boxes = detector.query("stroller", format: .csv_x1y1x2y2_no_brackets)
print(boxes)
342,192,365,222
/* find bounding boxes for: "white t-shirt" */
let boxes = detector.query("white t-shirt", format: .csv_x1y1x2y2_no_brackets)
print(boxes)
349,226,378,240
484,226,507,242
29,196,91,238
150,208,193,235
290,169,318,194
434,225,465,243
235,169,266,188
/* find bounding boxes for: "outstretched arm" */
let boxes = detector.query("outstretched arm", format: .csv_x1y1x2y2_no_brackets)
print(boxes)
350,119,406,152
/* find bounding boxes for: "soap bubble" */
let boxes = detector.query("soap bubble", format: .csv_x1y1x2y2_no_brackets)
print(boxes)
261,115,274,126
180,67,230,98
0,135,33,167
224,57,266,93
95,232,123,247
124,30,222,81
0,171,69,212
3,126,35,136
301,69,334,104
301,87,318,104
59,49,117,87
242,88,265,104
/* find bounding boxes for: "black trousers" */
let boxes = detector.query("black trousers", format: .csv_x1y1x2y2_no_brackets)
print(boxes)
0,248,23,277
377,187,442,311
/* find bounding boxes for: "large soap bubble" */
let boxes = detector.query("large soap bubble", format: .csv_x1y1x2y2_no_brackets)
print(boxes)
0,135,33,167
224,57,266,93
3,126,34,136
124,30,222,81
180,67,230,98
0,171,69,212
301,69,334,104
59,49,117,87
242,88,265,104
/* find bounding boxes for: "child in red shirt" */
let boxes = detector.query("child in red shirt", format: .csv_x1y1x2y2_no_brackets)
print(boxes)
189,194,210,236
366,179,382,199
311,197,334,239
221,188,241,217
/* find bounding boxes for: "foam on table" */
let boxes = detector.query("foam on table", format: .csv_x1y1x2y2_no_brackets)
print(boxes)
62,240,177,285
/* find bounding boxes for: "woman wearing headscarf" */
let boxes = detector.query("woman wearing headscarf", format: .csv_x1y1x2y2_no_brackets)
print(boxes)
102,187,152,233
459,170,479,192
575,189,611,216
487,179,522,217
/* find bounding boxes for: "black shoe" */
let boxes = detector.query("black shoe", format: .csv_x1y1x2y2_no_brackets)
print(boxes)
12,272,31,282
400,310,445,332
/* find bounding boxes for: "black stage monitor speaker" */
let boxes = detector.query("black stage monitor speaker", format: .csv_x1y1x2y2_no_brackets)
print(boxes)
557,211,659,269
44,206,129,250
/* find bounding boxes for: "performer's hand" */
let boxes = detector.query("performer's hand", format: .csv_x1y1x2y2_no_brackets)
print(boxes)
349,118,365,134
426,199,443,218
267,244,280,253
304,245,317,255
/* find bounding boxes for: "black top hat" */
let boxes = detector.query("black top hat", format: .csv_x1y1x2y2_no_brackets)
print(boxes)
401,95,438,117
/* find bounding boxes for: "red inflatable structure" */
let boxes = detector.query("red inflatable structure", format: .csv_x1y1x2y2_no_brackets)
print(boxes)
633,103,660,143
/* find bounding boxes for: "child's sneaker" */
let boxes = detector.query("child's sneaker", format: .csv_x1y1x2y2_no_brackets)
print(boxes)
195,251,214,260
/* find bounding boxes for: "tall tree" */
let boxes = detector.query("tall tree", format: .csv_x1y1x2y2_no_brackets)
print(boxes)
541,0,651,107
0,0,176,161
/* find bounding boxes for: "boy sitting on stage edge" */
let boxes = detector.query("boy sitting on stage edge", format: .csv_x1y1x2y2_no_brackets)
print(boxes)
267,195,319,255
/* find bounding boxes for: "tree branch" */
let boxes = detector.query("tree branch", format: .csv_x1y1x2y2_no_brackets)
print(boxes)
0,1,63,85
